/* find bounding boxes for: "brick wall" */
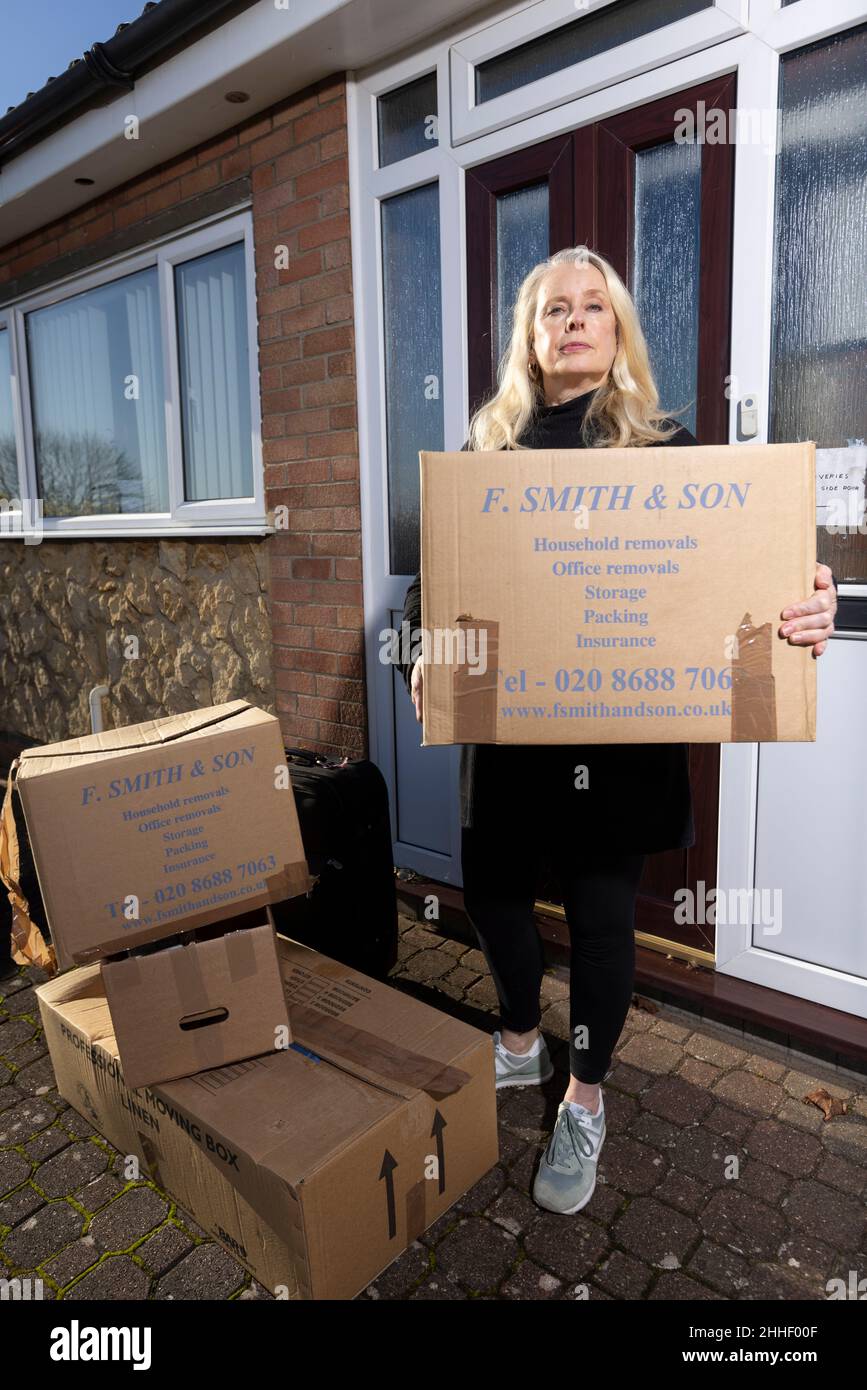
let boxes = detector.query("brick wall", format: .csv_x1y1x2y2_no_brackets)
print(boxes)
0,73,365,756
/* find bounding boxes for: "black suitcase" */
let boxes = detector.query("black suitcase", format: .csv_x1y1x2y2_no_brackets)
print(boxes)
269,748,399,981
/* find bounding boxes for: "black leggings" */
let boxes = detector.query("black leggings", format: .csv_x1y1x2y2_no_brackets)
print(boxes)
461,821,646,1085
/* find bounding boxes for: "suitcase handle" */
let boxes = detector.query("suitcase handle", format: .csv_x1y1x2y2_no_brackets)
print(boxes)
285,746,352,769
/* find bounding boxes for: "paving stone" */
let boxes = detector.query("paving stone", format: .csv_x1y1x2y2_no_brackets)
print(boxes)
641,1075,716,1127
89,1186,171,1252
502,1258,564,1299
775,1231,838,1284
466,977,501,1010
593,1248,653,1299
453,1164,507,1215
605,1061,654,1096
598,1133,666,1196
744,1053,787,1082
710,1069,784,1117
629,1112,680,1153
0,1183,45,1228
744,1262,825,1300
34,1141,108,1198
487,1185,539,1236
539,970,569,1003
399,949,452,983
683,1034,748,1068
524,1210,609,1283
440,965,480,992
154,1242,247,1300
0,1096,57,1146
0,971,34,999
77,1172,125,1212
408,1270,467,1299
653,1169,710,1216
0,1018,37,1050
599,1089,639,1136
613,1195,700,1267
821,1118,867,1166
396,939,420,963
42,1235,100,1287
782,1068,853,1102
63,1254,150,1300
777,1096,827,1135
13,1056,57,1096
686,1239,752,1296
670,1124,741,1187
25,1127,71,1163
60,1108,100,1140
437,939,469,959
539,999,570,1040
135,1223,195,1277
458,948,489,975
2,986,39,1017
400,926,446,950
617,1034,683,1076
698,1188,787,1260
624,1002,657,1032
703,1103,754,1143
677,1057,721,1088
816,1150,867,1198
647,1270,719,1299
6,1038,48,1068
736,1158,789,1206
0,1149,31,1194
363,1240,430,1299
653,1019,693,1044
0,1084,32,1116
433,1216,519,1291
781,1179,864,1251
744,1118,821,1177
3,1199,84,1266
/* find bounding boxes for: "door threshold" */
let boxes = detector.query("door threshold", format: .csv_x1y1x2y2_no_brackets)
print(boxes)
396,874,867,1079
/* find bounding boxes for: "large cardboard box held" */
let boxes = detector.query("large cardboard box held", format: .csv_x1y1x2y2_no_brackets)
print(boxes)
36,936,499,1300
12,701,311,970
418,443,816,745
101,907,292,1090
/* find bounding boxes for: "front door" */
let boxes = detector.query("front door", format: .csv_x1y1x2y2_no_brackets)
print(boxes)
416,76,736,957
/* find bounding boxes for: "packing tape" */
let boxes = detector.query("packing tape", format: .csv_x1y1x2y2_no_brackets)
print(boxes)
289,1003,471,1100
731,611,778,742
405,1179,426,1243
225,926,258,982
0,758,57,974
453,617,499,743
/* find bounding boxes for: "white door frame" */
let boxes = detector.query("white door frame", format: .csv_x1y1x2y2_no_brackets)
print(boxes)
347,0,867,1016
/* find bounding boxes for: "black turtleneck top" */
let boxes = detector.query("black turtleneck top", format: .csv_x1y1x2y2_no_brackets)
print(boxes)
400,386,698,850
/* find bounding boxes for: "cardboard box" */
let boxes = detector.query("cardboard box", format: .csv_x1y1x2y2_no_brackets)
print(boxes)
418,443,817,745
101,908,292,1090
36,935,499,1300
13,701,312,970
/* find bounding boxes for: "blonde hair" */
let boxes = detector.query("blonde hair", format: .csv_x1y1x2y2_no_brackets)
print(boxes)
466,245,694,451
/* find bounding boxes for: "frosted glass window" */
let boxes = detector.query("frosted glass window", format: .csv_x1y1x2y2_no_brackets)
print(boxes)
0,329,17,503
26,268,167,517
175,242,253,501
632,139,702,438
769,25,867,449
381,184,444,576
378,73,438,167
496,183,550,369
476,0,711,104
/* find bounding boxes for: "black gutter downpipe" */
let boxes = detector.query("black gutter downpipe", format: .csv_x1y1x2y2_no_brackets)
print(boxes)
0,0,255,170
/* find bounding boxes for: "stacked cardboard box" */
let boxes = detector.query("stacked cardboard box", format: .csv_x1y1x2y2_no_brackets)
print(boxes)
9,700,310,1087
1,699,499,1297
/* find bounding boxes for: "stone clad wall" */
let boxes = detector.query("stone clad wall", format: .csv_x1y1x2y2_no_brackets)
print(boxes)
0,539,274,743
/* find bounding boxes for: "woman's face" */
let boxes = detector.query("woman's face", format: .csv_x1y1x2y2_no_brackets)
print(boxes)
530,263,618,405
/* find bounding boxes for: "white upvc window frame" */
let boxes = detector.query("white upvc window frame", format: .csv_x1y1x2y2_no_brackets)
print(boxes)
449,0,749,144
0,205,270,539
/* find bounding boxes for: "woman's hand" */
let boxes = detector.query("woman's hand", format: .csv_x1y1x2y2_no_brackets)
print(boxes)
779,563,837,657
410,656,424,723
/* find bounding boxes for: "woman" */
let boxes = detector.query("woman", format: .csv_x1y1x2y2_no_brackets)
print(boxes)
400,246,837,1217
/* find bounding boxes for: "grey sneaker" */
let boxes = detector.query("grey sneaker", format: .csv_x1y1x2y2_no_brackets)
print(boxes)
493,1029,554,1089
532,1096,606,1214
